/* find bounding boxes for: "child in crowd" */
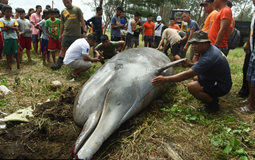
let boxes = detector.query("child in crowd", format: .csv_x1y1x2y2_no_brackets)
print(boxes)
35,9,50,66
30,5,42,56
17,8,33,62
0,5,20,70
45,8,61,64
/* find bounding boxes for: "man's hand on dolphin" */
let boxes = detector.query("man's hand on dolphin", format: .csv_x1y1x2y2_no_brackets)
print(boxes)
152,75,167,86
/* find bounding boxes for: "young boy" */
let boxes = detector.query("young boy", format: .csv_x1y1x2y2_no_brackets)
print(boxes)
0,5,20,70
45,8,61,64
35,9,50,66
17,8,33,62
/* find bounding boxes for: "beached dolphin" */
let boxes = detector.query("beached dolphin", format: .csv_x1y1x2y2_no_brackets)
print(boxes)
72,47,186,160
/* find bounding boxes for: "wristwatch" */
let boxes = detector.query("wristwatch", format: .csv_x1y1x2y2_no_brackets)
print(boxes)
83,30,87,33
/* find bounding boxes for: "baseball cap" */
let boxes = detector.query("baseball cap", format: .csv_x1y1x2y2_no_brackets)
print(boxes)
117,7,124,12
200,0,214,6
156,16,162,21
188,30,211,43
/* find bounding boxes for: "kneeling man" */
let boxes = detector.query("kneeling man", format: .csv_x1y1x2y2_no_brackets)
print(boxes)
94,35,125,64
63,34,100,79
152,30,232,113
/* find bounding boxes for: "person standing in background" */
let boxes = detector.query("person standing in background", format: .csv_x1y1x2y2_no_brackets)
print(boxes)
154,16,163,48
30,5,42,56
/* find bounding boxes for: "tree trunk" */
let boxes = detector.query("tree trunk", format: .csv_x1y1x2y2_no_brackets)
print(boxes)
121,0,125,7
99,0,103,7
160,3,164,17
197,6,203,25
240,0,249,21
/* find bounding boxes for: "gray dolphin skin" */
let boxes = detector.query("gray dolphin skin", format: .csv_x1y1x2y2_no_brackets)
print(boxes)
72,47,186,160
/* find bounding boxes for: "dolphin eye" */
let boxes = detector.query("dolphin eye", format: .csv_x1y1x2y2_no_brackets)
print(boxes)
115,64,123,70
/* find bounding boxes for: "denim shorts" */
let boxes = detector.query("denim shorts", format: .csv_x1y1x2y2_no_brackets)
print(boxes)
246,55,255,87
144,36,154,42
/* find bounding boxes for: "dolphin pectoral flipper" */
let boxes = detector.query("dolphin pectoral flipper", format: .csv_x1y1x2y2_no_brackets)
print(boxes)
157,58,187,75
72,110,102,157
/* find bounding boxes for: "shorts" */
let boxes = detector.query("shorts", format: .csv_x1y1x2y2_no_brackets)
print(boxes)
62,35,80,47
4,39,19,55
171,43,181,56
111,36,121,41
132,36,139,46
0,32,3,49
19,36,32,51
126,33,133,48
198,80,229,98
66,59,92,70
32,34,39,43
246,55,255,87
93,31,102,44
41,39,49,54
218,47,229,57
48,37,61,51
144,36,154,42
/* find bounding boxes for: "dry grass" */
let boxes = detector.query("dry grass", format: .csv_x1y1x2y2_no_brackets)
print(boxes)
0,35,254,160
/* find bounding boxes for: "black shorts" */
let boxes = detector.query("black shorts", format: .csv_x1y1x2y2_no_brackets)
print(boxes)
144,36,154,42
198,80,229,98
171,43,181,56
111,36,121,41
126,33,133,48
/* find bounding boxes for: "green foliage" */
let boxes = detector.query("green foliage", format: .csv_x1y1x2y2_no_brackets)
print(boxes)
0,99,7,108
0,77,7,85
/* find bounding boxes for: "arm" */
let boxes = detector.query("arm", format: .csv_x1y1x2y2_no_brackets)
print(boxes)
80,18,87,38
183,29,195,52
46,27,56,40
214,18,231,47
244,34,251,54
111,24,124,29
119,40,125,51
153,26,155,41
82,55,99,63
156,38,165,50
152,69,197,86
142,27,145,41
59,20,64,41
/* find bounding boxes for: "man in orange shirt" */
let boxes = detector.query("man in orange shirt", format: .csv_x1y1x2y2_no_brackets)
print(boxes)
142,15,155,48
208,0,232,56
200,0,218,32
168,18,181,30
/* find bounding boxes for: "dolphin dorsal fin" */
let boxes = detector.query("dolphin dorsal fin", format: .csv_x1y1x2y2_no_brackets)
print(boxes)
157,58,187,75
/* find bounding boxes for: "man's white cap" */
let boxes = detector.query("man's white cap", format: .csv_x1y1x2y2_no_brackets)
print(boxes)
156,16,162,21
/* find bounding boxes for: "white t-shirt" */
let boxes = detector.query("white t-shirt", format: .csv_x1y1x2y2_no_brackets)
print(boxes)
63,38,90,65
154,22,163,37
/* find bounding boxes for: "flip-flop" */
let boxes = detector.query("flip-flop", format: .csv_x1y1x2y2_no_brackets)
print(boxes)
6,66,12,71
241,99,250,103
236,106,255,113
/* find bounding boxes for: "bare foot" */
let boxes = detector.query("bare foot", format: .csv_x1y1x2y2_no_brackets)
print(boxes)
43,62,49,66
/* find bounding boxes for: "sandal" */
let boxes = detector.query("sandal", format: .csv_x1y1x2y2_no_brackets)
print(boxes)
197,106,219,113
236,106,255,113
241,99,250,103
6,66,12,71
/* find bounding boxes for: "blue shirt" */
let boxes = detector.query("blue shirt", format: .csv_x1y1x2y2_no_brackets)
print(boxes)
120,18,125,29
191,45,232,92
186,20,200,36
0,18,18,39
38,19,49,40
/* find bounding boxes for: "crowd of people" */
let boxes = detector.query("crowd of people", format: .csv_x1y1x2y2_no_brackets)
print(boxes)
0,0,254,114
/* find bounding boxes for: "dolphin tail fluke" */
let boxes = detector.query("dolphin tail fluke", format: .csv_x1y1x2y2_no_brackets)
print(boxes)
72,110,102,157
157,58,187,75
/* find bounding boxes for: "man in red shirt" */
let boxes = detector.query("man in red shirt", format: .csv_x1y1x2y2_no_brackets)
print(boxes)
142,15,155,48
208,0,232,56
168,18,180,30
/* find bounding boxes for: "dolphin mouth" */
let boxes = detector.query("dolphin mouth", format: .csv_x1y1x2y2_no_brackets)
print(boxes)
73,88,112,158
